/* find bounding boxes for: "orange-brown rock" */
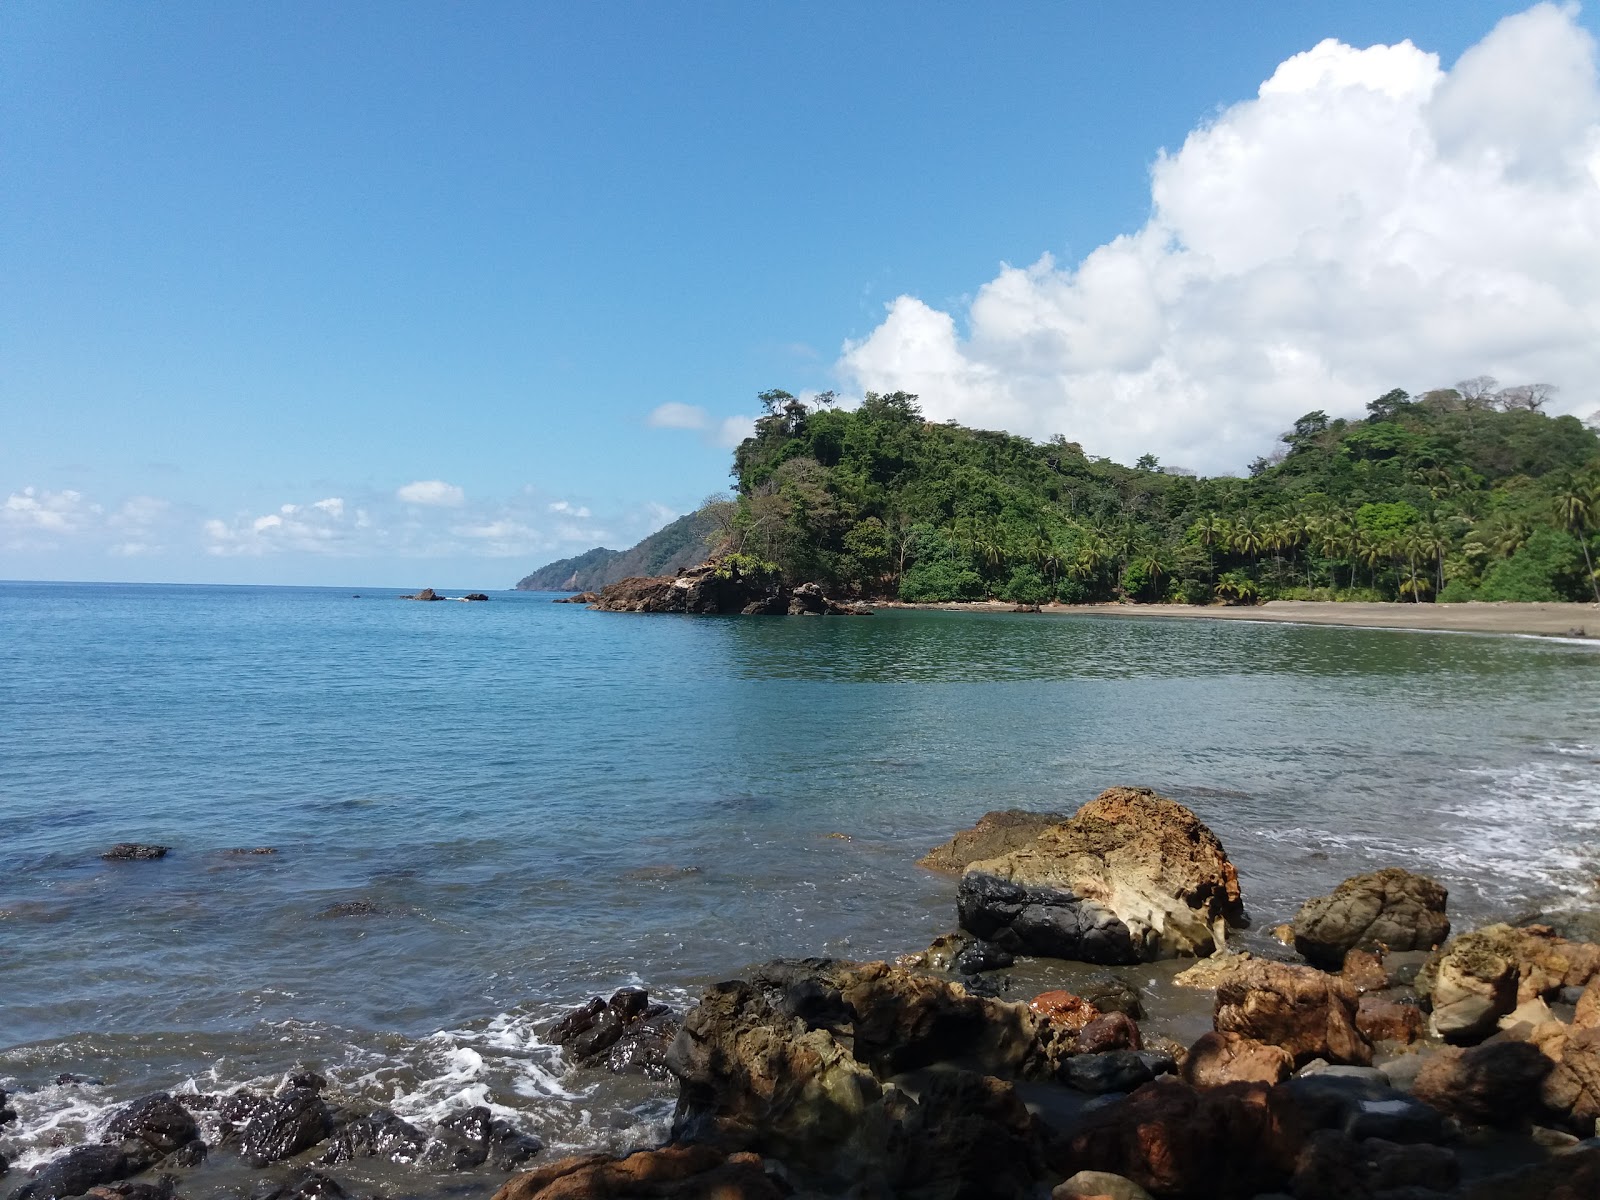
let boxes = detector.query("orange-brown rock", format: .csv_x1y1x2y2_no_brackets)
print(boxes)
1411,1040,1554,1127
918,809,1070,874
1355,994,1425,1044
1459,1144,1600,1200
1181,1031,1293,1087
1576,975,1600,1028
491,1146,784,1200
1078,1012,1143,1054
1340,949,1389,994
1542,1025,1600,1130
1030,991,1102,1031
1213,959,1372,1067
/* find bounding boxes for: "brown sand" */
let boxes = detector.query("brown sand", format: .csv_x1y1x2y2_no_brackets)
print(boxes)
871,599,1598,638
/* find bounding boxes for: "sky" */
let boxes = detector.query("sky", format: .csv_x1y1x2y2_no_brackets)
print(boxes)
4,2,1599,587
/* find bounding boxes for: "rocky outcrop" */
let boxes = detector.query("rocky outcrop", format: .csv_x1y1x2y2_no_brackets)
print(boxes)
236,1086,332,1167
400,588,442,601
491,1146,786,1200
7,1147,134,1200
916,809,1070,873
1212,959,1372,1067
1290,868,1450,969
591,562,868,616
102,1093,200,1168
956,788,1246,964
1418,923,1600,1043
663,959,1056,1194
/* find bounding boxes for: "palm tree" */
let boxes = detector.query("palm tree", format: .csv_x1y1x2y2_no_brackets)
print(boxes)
1189,513,1223,584
1554,477,1600,605
1414,518,1451,597
1231,511,1265,567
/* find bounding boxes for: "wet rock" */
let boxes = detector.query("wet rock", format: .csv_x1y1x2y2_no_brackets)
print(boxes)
551,592,599,604
1182,1031,1294,1087
1355,995,1426,1045
8,1146,131,1200
1411,1040,1553,1127
957,788,1246,964
1079,1012,1143,1054
238,1087,332,1167
1053,1171,1154,1200
1063,1051,1164,1094
224,847,278,856
917,809,1070,874
1341,949,1390,994
953,939,1014,974
417,1106,542,1173
1290,869,1450,970
104,1093,201,1158
462,593,489,602
550,988,678,1077
1172,951,1254,990
315,899,383,919
491,1146,785,1200
1079,976,1147,1021
154,1141,205,1171
0,1089,15,1127
401,588,442,601
250,1170,353,1200
1029,990,1102,1031
320,1110,428,1166
83,1181,175,1200
101,844,169,862
1213,959,1372,1067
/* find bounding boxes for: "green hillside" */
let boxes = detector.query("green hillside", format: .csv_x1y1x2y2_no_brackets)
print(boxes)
515,508,719,591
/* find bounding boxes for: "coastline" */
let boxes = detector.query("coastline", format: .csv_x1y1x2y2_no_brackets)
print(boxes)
869,598,1599,638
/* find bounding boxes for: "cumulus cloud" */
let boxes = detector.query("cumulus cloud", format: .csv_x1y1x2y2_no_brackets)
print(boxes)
2,487,101,534
647,402,711,430
396,479,465,506
547,500,592,517
839,3,1600,472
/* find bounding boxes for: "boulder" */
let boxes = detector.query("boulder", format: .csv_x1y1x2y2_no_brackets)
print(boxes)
1173,951,1254,990
957,788,1246,964
1029,991,1102,1032
462,593,489,602
550,988,680,1079
103,1093,199,1166
1418,924,1600,1017
1181,1032,1293,1087
6,1147,132,1200
1411,1040,1553,1127
491,1146,785,1200
320,1109,428,1166
1354,995,1425,1045
1079,1012,1143,1054
101,844,169,862
917,810,1071,874
1213,960,1372,1067
401,588,442,601
1340,949,1390,994
1577,976,1600,1027
1053,1171,1154,1200
1289,869,1450,969
1458,1144,1600,1200
418,1106,542,1172
1540,1025,1600,1130
237,1087,332,1167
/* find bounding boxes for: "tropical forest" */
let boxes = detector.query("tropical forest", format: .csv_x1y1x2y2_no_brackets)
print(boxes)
690,381,1600,606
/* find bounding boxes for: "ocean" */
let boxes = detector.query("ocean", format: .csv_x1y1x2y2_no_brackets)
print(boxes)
2,582,1598,1193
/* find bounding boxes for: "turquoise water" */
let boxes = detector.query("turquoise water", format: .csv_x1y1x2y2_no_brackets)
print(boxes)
2,582,1598,1176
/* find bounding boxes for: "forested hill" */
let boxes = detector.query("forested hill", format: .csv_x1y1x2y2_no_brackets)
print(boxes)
515,509,718,591
702,385,1599,605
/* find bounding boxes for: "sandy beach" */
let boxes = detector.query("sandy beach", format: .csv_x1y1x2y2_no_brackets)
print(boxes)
872,598,1599,638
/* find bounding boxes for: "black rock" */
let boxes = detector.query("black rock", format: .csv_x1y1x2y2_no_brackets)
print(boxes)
101,844,170,862
54,1075,103,1087
600,1012,682,1080
1061,1050,1161,1094
549,997,605,1044
957,871,1139,964
251,1170,350,1200
218,1090,269,1128
320,1111,428,1166
104,1093,201,1156
156,1140,207,1170
952,939,1014,974
607,987,649,1022
315,900,383,919
417,1107,540,1173
7,1145,130,1200
462,593,489,602
237,1088,331,1168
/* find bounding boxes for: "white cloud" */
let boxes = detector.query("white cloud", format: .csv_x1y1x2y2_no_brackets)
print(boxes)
396,479,465,507
647,402,711,430
312,497,344,517
547,500,592,517
2,487,101,534
716,415,757,447
839,3,1600,472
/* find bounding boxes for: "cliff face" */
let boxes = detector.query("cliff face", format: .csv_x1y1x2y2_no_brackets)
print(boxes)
514,510,718,591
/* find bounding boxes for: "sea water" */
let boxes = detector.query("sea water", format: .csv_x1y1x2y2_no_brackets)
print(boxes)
2,582,1598,1188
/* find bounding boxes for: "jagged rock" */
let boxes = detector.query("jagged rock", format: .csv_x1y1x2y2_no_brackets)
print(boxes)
1355,995,1426,1045
1079,1012,1143,1054
592,562,866,617
1079,976,1147,1021
101,844,169,861
1029,990,1102,1031
664,958,1054,1192
7,1146,131,1200
917,810,1070,874
1538,1025,1600,1130
237,1087,331,1167
1182,1031,1294,1087
1418,924,1600,1025
320,1110,428,1166
956,788,1246,964
1213,959,1372,1067
103,1093,201,1158
1340,949,1390,994
1290,869,1450,970
550,988,679,1079
401,588,442,601
1577,976,1600,1027
1411,1040,1553,1127
1173,951,1254,990
418,1106,542,1173
491,1146,786,1200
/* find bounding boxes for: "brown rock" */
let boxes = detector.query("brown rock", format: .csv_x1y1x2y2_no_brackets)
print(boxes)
1423,940,1518,1043
1419,923,1600,1012
1411,1040,1554,1127
1290,867,1450,969
1172,951,1254,990
592,562,866,617
1079,1012,1143,1054
551,592,600,604
1575,974,1600,1028
1181,1031,1293,1087
917,809,1069,874
1213,959,1372,1067
1029,991,1102,1032
402,588,442,601
1542,1024,1600,1130
1340,948,1389,994
1355,994,1425,1044
490,1146,785,1200
958,788,1246,964
1458,1143,1600,1200
1053,1171,1154,1200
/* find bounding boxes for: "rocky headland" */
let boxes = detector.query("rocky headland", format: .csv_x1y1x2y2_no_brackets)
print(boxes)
582,562,869,617
8,789,1599,1200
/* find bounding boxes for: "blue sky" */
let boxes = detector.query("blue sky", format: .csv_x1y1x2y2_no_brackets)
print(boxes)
4,2,1598,586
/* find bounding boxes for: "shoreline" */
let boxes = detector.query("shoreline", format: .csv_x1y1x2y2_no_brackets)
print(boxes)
869,598,1598,638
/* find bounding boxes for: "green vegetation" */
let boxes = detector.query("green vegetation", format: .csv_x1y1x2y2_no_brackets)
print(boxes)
514,508,719,591
705,383,1600,605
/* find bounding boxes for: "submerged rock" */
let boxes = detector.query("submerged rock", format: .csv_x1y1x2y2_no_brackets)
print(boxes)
101,844,169,862
956,787,1246,964
1290,868,1451,969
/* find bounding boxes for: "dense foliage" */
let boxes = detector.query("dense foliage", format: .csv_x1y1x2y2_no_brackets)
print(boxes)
711,384,1600,605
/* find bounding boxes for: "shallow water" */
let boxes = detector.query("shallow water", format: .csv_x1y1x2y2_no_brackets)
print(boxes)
2,583,1598,1188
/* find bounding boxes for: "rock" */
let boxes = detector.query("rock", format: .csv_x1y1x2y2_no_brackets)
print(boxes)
103,1093,201,1159
7,1146,131,1200
917,809,1071,874
1458,1143,1600,1200
1418,924,1600,1023
1029,990,1102,1031
1341,949,1390,994
1173,951,1254,990
957,788,1246,964
1420,939,1519,1044
1355,995,1426,1045
462,593,489,602
1290,869,1450,970
320,1110,428,1165
400,588,442,601
550,988,679,1078
1079,976,1147,1021
491,1146,785,1200
1213,959,1372,1067
237,1087,332,1167
1362,1137,1458,1193
1079,1012,1143,1054
101,844,169,861
1182,1032,1294,1087
249,1171,352,1200
1575,975,1600,1027
592,562,866,617
1053,1170,1155,1200
316,899,384,919
223,847,278,855
418,1106,542,1172
1063,1051,1163,1094
1062,1080,1304,1199
1542,1025,1600,1130
953,939,1014,974
1411,1040,1553,1127
663,958,1053,1191
552,592,599,604
155,1141,205,1170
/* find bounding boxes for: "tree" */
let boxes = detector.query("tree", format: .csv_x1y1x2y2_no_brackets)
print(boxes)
1496,383,1557,412
1456,376,1499,409
1553,475,1600,604
1366,389,1412,420
1135,453,1161,472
